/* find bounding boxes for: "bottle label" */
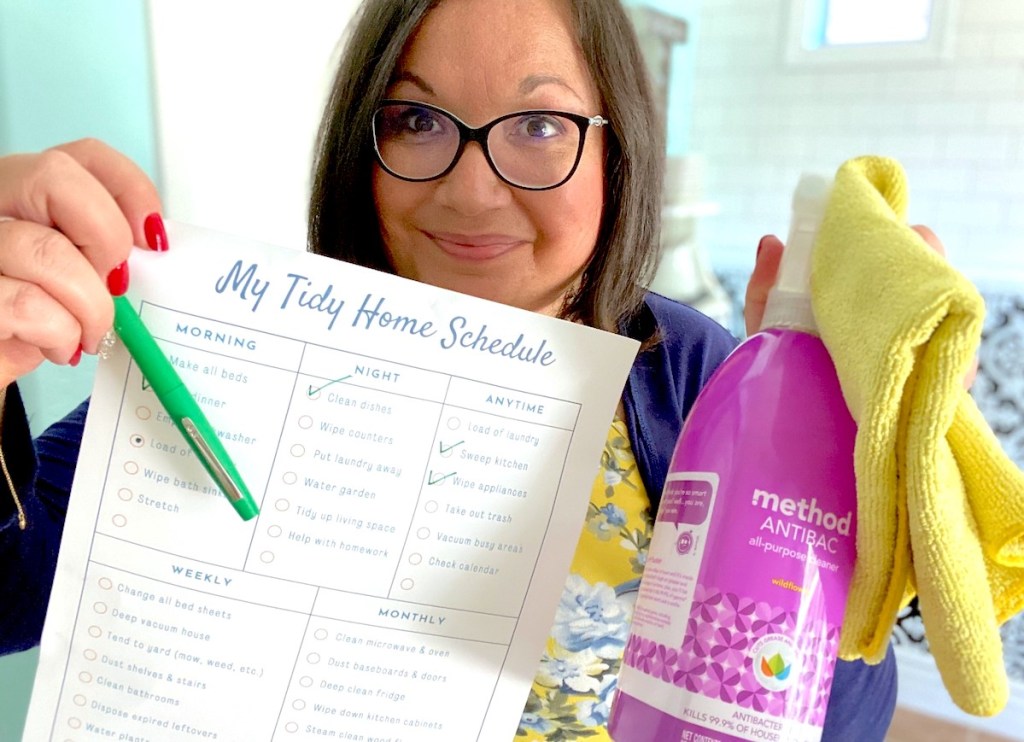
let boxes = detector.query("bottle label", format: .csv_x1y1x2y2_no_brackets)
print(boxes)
627,473,717,641
618,472,837,742
610,331,857,742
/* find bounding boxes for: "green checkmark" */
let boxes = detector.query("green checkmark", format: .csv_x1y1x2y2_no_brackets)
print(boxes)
308,374,352,396
439,440,464,455
428,471,457,486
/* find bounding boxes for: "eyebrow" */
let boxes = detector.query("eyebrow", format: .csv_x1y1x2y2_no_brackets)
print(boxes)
390,71,584,104
518,74,584,102
391,71,435,95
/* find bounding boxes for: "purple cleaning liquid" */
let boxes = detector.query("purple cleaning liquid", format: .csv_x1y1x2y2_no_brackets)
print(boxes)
608,328,857,742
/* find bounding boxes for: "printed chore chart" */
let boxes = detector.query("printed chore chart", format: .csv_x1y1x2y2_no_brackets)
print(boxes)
23,222,639,741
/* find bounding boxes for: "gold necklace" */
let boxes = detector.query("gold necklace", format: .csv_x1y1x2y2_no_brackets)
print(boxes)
0,386,27,530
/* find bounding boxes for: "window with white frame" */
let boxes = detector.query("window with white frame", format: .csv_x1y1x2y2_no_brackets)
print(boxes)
785,0,957,65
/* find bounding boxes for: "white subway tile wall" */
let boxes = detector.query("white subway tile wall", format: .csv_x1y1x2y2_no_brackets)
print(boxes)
690,0,1024,277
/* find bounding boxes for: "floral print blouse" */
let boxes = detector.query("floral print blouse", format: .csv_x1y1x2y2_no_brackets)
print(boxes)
517,416,651,741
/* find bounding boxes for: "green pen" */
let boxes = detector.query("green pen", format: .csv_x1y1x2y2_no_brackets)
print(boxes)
112,296,260,521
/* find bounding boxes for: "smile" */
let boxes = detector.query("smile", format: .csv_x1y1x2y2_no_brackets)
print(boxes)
424,231,527,261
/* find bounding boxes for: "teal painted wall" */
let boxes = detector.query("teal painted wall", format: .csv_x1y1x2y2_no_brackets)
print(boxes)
0,2,157,739
0,0,157,170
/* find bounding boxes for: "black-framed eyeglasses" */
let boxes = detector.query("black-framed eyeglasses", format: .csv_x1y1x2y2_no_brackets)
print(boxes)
372,99,609,191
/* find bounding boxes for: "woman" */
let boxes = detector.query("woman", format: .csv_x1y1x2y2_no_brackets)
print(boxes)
0,0,896,738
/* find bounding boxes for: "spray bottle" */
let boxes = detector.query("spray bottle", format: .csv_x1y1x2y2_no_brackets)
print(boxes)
608,174,857,742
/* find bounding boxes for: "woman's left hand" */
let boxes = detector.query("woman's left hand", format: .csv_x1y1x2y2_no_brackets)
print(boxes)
743,227,977,388
743,235,784,337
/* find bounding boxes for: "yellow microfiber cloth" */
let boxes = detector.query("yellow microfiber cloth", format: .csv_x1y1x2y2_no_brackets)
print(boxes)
810,155,1024,716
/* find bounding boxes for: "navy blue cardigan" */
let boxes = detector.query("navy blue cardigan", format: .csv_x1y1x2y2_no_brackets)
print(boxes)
0,291,896,739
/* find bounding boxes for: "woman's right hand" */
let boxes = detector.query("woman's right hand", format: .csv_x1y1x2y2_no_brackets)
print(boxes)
0,139,165,388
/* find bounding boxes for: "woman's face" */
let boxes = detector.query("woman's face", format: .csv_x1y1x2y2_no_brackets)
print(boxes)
372,0,605,316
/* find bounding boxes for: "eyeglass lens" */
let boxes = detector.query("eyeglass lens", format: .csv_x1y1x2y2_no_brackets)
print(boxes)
374,103,584,189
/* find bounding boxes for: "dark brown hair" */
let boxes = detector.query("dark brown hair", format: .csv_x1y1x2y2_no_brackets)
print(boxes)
308,0,663,339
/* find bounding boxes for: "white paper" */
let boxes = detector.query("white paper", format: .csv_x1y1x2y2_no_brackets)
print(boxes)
23,222,639,741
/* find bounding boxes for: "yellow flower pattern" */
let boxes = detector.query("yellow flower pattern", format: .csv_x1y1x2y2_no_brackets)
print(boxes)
517,417,651,741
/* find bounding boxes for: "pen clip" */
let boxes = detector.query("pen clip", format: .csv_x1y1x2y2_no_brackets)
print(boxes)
181,417,245,504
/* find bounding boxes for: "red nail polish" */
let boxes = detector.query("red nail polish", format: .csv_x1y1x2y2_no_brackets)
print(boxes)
107,261,130,296
757,236,769,258
144,213,168,252
69,345,83,367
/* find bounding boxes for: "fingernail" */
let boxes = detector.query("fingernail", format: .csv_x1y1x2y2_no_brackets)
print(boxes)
144,213,168,252
757,235,770,258
69,345,83,368
107,261,130,296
